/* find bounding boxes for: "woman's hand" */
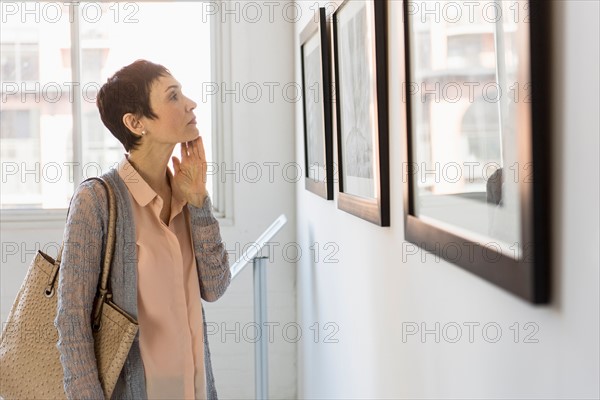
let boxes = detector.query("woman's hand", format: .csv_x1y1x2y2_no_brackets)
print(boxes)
172,137,208,208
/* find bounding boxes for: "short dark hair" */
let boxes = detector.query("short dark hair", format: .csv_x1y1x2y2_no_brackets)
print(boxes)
96,59,170,152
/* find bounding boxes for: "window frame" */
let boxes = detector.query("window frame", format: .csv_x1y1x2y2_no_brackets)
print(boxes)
1,1,233,226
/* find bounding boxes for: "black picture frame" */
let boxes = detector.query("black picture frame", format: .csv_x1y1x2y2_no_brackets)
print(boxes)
332,0,389,226
402,1,551,303
300,7,334,200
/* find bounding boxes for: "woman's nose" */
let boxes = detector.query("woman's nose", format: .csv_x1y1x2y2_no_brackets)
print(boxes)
186,96,197,111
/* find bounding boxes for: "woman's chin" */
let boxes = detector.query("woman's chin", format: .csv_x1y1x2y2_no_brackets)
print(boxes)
184,129,200,141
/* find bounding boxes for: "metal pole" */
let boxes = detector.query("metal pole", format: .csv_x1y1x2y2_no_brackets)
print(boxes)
253,256,268,400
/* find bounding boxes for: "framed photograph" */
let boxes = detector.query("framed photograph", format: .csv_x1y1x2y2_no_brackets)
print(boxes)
333,0,389,226
402,0,551,303
300,7,334,199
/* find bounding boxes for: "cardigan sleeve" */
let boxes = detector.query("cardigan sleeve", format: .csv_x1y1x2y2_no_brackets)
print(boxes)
188,195,231,302
53,180,106,400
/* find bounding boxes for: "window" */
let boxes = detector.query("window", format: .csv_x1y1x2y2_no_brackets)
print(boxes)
1,2,215,213
1,42,40,81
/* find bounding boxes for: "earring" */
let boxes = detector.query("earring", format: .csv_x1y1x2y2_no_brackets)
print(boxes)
141,130,146,136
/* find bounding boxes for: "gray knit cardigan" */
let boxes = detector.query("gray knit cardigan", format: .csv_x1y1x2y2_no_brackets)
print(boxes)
53,167,231,399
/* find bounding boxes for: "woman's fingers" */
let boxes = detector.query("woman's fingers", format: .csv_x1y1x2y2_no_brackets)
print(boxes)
196,137,205,160
181,142,189,161
187,137,204,161
178,138,205,169
188,139,196,159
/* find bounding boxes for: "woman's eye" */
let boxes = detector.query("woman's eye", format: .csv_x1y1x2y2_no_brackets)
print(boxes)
171,93,178,100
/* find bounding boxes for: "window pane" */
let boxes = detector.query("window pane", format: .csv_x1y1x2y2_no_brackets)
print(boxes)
1,10,73,209
20,43,40,81
79,2,213,197
1,44,17,81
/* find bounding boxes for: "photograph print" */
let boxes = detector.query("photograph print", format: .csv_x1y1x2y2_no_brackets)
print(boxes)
333,0,389,226
300,7,334,199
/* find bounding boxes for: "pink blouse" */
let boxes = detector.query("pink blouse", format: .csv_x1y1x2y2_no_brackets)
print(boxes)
118,156,207,399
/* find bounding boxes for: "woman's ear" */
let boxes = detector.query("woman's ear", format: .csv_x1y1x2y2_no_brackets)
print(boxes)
122,113,144,138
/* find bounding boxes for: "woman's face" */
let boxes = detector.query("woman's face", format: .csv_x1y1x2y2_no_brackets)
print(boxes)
141,74,199,145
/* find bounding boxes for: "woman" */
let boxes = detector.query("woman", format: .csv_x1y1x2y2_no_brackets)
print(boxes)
54,60,231,400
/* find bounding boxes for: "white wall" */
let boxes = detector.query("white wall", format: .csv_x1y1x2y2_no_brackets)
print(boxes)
0,2,297,399
295,1,599,399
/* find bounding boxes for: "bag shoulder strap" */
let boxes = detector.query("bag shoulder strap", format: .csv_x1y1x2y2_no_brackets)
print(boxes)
86,177,117,330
